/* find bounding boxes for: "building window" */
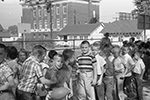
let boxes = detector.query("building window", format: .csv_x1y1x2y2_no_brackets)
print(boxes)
63,6,67,14
57,19,60,29
44,8,47,16
39,20,42,30
33,10,36,17
74,36,77,39
45,20,47,29
63,18,67,27
80,36,84,39
39,8,42,17
84,36,88,39
33,34,36,38
56,6,60,15
33,21,37,29
51,6,54,16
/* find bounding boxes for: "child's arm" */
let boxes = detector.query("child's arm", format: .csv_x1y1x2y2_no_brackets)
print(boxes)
97,64,106,85
92,62,97,86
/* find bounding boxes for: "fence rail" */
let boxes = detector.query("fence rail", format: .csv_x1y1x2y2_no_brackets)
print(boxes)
1,39,123,51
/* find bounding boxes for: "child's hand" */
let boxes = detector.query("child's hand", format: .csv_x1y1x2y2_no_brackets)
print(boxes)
68,89,73,98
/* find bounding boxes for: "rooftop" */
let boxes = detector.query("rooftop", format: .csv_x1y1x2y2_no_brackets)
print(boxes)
57,23,102,36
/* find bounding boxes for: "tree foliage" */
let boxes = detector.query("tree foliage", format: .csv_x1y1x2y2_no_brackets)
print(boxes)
132,0,150,15
8,25,18,36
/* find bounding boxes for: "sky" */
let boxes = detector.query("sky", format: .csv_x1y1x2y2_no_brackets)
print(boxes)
0,0,136,29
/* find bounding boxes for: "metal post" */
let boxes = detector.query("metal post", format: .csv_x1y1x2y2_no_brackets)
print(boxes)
49,1,53,39
144,14,146,42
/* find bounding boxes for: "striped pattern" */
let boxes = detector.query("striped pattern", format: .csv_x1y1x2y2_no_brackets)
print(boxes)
18,56,43,93
76,53,96,69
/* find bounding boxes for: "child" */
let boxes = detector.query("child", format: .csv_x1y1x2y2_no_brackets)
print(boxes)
101,45,115,100
76,40,97,100
121,44,136,99
91,41,106,100
45,54,70,100
111,45,127,100
133,50,145,100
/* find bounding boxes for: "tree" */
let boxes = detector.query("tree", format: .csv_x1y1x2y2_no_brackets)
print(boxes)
8,25,18,36
132,0,150,15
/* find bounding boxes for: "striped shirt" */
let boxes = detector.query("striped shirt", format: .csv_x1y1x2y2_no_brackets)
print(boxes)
76,53,97,70
17,56,43,93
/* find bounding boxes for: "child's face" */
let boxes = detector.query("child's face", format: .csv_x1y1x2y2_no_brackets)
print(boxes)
91,46,99,55
53,56,63,69
121,47,129,55
81,43,90,54
134,52,140,60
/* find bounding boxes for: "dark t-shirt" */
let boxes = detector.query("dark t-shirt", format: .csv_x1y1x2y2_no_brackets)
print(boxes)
104,58,114,76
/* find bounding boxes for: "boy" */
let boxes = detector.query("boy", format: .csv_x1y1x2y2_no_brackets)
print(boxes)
112,45,127,100
133,50,145,100
91,41,106,100
76,40,97,100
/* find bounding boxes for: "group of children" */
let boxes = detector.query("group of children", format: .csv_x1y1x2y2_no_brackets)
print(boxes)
0,37,148,100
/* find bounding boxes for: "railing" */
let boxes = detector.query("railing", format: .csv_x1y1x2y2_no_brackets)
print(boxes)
1,39,123,52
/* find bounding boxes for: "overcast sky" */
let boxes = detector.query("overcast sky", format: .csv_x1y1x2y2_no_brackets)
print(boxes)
0,0,135,29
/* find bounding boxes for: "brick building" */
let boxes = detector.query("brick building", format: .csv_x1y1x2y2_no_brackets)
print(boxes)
20,0,100,40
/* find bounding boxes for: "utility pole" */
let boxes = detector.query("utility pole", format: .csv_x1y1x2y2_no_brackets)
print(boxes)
88,0,92,22
46,0,53,39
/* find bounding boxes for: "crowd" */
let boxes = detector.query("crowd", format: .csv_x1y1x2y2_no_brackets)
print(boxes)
0,33,150,100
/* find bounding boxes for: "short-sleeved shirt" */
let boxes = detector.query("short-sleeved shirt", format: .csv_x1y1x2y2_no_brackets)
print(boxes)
113,56,125,75
133,58,145,75
121,53,135,77
0,61,13,87
76,53,97,70
95,54,106,75
17,56,43,93
104,57,114,76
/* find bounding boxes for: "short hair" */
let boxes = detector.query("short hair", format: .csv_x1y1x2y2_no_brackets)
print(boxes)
54,53,64,61
62,49,74,62
18,48,28,58
80,40,90,47
91,41,101,50
130,37,135,42
0,43,6,51
111,45,120,53
32,45,47,57
104,32,109,37
6,46,18,60
48,50,58,59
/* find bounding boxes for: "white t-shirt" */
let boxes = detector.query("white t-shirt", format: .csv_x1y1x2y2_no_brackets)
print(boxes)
95,54,106,75
121,53,135,77
133,58,145,75
114,56,125,74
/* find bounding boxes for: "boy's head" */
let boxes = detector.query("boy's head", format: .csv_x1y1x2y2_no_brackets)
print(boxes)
133,50,142,60
32,45,47,62
6,46,18,60
80,40,90,54
111,45,121,58
53,54,63,69
48,50,57,59
121,45,130,55
62,49,75,63
91,41,100,55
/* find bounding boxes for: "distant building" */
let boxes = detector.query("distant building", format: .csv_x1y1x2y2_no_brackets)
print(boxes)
100,19,144,45
20,0,100,39
57,23,104,46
